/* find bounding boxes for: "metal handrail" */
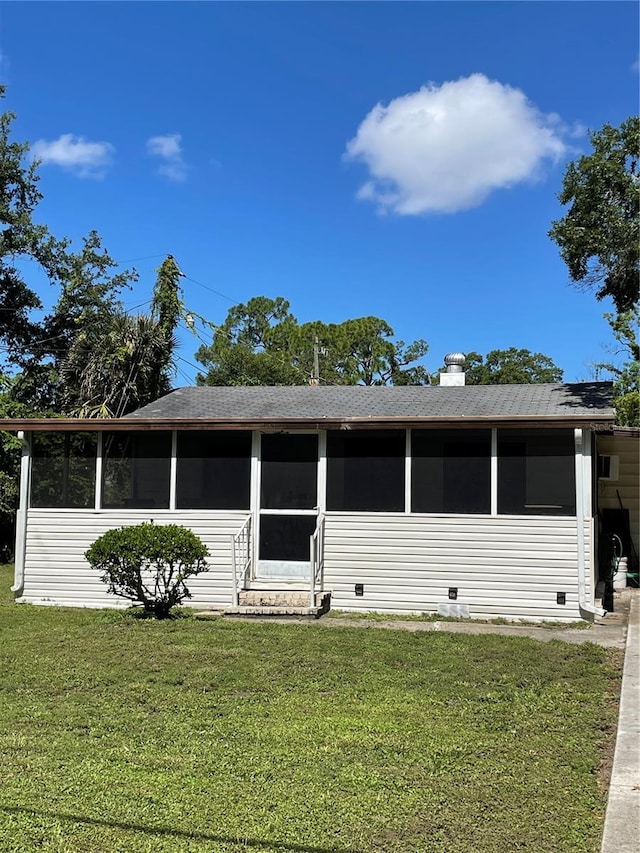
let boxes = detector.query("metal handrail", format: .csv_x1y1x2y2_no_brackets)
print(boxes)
231,515,252,606
309,512,325,608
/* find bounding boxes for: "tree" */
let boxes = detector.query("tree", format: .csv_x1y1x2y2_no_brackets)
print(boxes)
40,231,137,363
460,348,564,385
549,117,639,313
85,522,209,618
195,296,430,386
60,256,182,417
0,86,69,363
10,232,140,412
305,317,430,386
593,308,639,426
194,296,300,386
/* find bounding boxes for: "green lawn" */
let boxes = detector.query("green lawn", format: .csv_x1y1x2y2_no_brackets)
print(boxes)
0,564,622,853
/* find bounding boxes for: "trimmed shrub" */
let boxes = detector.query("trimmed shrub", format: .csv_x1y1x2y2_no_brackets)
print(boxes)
85,522,209,618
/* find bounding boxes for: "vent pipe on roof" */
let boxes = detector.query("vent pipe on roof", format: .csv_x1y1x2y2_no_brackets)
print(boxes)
439,353,466,386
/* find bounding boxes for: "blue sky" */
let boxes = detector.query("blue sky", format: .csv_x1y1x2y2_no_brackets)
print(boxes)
2,1,638,385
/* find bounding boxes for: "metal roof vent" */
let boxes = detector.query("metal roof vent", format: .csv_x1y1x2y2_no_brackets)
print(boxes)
444,353,466,373
440,352,466,386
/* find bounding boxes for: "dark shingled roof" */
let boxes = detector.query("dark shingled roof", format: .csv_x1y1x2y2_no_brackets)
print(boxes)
124,383,614,422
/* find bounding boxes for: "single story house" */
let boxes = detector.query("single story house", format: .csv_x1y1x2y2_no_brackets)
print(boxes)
1,358,637,621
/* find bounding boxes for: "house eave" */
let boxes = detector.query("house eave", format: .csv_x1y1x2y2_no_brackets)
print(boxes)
0,414,616,432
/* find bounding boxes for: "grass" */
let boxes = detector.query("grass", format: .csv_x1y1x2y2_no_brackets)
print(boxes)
0,564,622,853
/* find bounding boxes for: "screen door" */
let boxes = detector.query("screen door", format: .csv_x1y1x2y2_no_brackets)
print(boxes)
257,433,318,579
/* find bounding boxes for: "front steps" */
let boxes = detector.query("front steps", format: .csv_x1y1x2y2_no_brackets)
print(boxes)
217,589,332,619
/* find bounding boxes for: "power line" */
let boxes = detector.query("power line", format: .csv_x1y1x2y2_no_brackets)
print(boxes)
175,362,196,386
183,274,238,304
125,299,155,313
177,354,202,373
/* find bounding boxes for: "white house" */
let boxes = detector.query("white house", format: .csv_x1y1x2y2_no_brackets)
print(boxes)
2,362,634,622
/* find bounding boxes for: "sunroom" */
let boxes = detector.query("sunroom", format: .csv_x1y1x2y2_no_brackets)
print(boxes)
2,382,615,621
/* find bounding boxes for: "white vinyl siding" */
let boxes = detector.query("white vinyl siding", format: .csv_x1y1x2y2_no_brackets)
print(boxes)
323,513,591,622
21,510,590,620
20,510,247,609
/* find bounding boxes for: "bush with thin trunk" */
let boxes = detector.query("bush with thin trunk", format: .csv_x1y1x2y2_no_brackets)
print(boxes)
85,522,208,618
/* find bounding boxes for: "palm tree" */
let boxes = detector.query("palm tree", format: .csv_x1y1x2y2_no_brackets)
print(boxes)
61,314,176,417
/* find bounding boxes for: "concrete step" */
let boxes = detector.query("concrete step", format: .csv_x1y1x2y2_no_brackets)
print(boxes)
223,605,326,619
239,590,328,609
200,590,333,619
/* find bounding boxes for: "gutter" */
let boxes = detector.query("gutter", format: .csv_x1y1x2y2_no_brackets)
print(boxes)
0,414,617,432
11,430,30,596
575,428,606,619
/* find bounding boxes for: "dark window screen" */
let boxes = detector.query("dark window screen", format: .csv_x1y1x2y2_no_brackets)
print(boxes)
412,429,491,513
31,432,97,508
102,432,171,509
176,431,251,509
498,429,575,516
259,515,317,561
327,430,405,512
260,434,317,510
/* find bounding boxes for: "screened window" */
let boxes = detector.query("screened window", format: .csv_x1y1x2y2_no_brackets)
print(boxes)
259,515,317,561
102,432,171,509
261,433,317,510
327,430,405,512
498,429,575,516
412,429,491,513
176,431,251,509
30,432,97,508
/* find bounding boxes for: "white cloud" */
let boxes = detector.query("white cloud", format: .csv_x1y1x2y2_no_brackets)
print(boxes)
345,73,568,215
146,133,187,182
31,133,114,178
632,55,639,73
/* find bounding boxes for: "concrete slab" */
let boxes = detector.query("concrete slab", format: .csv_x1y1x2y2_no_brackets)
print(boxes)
601,590,640,853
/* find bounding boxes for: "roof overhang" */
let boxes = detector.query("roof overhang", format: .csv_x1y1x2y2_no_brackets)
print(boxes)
0,414,616,432
609,426,640,439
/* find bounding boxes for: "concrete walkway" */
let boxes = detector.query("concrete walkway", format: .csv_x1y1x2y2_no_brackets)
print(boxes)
601,589,640,853
320,607,629,649
216,589,634,649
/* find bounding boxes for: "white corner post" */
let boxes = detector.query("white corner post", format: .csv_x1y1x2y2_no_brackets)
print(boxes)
12,431,31,595
490,428,498,515
94,432,103,512
231,532,238,607
309,430,327,609
309,532,315,609
404,429,411,513
575,427,605,618
169,430,177,511
317,430,327,517
250,431,260,576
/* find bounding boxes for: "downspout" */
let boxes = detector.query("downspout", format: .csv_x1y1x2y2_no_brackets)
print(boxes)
11,430,30,596
575,428,605,618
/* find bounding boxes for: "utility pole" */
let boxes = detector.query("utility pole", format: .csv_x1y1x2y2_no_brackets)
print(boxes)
310,336,320,386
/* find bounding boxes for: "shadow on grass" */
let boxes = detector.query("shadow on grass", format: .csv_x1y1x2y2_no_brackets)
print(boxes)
0,805,358,852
